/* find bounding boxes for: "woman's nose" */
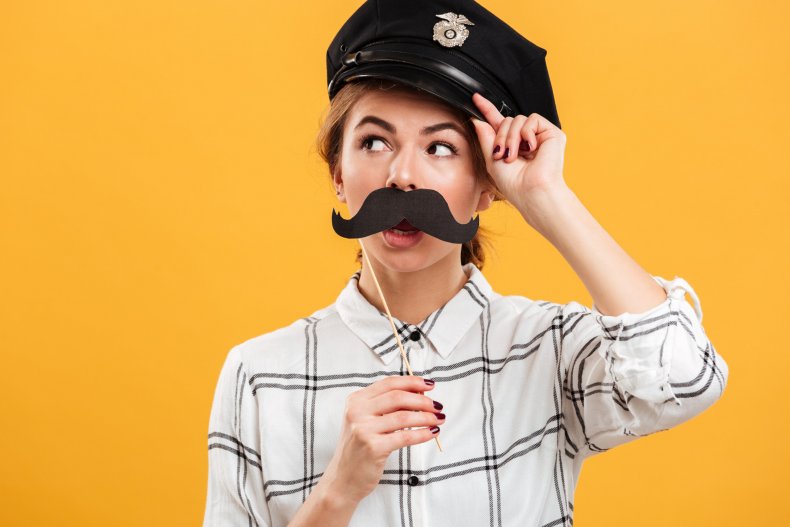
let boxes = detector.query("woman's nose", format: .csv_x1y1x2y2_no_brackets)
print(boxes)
384,147,421,191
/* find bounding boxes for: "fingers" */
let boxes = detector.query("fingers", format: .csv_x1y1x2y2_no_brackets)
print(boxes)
491,115,517,161
490,113,545,162
345,375,444,452
368,388,442,415
382,424,441,451
472,90,563,162
511,115,536,159
370,409,446,434
361,375,435,400
472,92,505,130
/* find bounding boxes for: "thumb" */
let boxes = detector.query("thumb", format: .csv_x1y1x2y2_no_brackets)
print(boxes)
471,117,496,169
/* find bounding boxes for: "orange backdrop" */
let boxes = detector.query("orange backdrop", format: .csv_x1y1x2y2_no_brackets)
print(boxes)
1,0,787,525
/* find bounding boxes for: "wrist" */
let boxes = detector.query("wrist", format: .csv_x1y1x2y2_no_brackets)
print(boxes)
516,182,577,234
314,470,360,513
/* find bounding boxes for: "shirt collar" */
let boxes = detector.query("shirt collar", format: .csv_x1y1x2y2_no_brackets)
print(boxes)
334,262,495,365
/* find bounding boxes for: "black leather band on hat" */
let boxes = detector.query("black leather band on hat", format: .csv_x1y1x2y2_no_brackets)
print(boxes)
328,39,519,120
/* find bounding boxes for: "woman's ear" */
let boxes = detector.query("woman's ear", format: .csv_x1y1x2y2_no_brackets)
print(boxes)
332,168,346,203
475,188,495,212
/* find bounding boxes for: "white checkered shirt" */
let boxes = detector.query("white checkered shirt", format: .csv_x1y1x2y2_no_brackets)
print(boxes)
203,262,728,526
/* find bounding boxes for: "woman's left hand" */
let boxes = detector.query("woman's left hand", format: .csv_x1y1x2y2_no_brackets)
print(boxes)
470,92,568,212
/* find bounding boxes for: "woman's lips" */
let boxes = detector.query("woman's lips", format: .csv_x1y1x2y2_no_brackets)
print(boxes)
382,220,423,248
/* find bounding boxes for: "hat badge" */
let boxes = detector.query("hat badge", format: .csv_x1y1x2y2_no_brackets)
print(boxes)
432,12,474,48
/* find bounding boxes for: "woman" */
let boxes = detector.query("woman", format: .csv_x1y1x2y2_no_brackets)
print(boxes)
203,2,729,526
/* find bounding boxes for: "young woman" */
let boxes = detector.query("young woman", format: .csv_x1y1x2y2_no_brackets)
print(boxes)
203,2,728,526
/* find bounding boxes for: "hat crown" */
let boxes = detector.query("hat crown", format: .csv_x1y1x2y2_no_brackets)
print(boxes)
326,0,561,129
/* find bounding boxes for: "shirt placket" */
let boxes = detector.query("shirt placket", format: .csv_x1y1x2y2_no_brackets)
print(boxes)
403,323,428,527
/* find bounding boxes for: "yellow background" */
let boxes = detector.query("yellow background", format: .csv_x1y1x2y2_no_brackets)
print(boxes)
1,0,786,525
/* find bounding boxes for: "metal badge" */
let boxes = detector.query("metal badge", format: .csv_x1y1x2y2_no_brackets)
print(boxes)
432,12,474,48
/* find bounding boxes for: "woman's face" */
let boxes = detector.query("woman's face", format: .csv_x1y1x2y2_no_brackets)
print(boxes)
334,87,494,273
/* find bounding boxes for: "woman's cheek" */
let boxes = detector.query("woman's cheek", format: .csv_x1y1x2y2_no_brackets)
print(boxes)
433,178,464,211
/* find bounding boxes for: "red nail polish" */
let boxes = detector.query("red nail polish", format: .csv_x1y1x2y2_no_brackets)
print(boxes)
504,147,510,158
493,145,500,155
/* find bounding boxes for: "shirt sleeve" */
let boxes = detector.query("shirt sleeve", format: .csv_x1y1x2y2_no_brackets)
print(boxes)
559,275,729,461
203,344,272,526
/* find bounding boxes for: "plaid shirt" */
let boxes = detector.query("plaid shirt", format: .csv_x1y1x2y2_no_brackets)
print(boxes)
203,262,728,526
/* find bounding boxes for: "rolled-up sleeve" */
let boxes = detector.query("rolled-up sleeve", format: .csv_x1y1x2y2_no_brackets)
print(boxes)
203,345,271,527
559,275,729,460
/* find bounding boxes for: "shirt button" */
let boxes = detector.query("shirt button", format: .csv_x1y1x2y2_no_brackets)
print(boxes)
409,331,421,341
406,475,420,486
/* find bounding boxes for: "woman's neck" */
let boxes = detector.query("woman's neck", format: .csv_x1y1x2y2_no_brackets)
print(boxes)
356,250,470,326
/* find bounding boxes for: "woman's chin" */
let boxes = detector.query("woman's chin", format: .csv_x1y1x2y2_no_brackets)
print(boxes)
368,233,460,275
370,232,428,271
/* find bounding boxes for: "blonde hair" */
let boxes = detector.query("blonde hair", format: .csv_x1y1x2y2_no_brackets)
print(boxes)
315,78,507,270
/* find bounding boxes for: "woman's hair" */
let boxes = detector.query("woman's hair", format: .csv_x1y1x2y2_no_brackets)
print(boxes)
315,78,508,270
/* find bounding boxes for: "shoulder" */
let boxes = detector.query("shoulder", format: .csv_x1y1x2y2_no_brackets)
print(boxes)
232,301,343,370
489,289,566,322
488,290,599,342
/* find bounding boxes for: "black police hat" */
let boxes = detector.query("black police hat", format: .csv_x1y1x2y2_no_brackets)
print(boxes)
326,0,561,128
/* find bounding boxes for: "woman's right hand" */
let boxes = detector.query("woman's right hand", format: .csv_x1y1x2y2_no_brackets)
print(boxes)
322,375,445,505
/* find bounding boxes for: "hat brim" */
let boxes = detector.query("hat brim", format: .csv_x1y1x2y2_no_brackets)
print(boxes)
333,62,486,122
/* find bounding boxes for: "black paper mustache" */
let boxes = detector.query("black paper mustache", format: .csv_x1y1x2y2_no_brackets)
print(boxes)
332,187,479,244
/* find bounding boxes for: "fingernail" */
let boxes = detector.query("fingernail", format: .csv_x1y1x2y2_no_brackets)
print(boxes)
435,412,446,420
433,400,443,410
431,426,440,434
504,147,510,158
493,145,500,155
424,378,435,386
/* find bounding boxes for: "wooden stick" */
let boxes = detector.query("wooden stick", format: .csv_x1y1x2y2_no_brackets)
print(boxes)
359,239,443,453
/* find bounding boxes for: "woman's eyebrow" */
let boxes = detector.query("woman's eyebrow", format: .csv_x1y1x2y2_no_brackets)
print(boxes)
354,115,464,136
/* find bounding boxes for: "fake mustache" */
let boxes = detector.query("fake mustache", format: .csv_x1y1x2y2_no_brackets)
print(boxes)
331,187,479,244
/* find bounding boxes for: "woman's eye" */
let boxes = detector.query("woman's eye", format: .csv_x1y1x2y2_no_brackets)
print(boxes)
428,142,457,157
361,136,387,152
360,135,457,157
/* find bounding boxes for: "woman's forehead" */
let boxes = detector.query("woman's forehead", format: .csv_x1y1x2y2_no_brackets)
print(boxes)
349,88,463,128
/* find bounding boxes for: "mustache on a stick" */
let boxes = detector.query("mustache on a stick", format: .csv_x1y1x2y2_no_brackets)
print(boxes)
332,187,479,244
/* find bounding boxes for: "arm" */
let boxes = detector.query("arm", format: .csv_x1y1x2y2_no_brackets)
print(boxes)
204,346,364,527
469,94,728,459
558,273,728,459
203,345,271,526
521,184,727,458
286,473,360,527
518,183,668,317
471,94,669,316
